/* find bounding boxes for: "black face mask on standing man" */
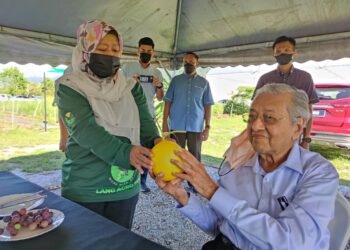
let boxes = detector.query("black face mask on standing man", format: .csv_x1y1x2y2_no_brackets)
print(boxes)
184,63,196,75
275,53,293,65
139,53,152,64
88,53,120,78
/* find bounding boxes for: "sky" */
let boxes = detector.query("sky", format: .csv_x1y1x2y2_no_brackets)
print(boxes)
1,58,350,102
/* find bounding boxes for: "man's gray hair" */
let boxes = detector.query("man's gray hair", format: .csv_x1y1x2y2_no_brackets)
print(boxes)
254,83,311,124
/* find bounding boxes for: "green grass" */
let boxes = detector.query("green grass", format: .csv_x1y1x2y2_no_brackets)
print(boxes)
0,126,64,172
0,97,58,124
0,127,59,150
0,116,349,186
202,115,246,163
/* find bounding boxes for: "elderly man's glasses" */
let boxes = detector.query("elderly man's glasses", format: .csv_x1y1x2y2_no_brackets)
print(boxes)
217,157,235,176
242,113,286,125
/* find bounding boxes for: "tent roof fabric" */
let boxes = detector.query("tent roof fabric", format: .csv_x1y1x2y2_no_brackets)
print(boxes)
0,0,350,67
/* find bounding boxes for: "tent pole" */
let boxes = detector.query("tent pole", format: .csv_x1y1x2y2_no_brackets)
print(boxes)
156,58,172,80
43,72,47,132
172,0,183,55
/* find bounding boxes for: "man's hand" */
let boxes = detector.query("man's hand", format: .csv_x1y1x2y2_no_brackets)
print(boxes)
129,146,153,174
152,77,162,88
200,128,209,141
172,150,218,200
162,122,170,133
133,74,140,82
155,174,189,206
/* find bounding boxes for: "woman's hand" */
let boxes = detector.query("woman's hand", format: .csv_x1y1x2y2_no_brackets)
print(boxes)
153,137,163,146
129,145,153,174
172,150,218,200
155,174,189,206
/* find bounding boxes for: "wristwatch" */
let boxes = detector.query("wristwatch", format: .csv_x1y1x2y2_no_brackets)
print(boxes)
302,137,312,143
156,82,163,89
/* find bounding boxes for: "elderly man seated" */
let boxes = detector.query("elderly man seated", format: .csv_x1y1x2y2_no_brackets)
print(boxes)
155,83,339,250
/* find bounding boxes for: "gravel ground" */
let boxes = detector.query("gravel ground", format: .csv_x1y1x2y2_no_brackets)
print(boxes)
10,167,350,250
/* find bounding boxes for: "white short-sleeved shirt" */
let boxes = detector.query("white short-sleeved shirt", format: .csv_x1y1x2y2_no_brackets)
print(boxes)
122,62,163,117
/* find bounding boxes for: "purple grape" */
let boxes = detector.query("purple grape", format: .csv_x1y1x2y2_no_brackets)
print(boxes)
18,208,27,216
8,227,17,236
11,211,20,216
41,210,50,220
11,214,21,224
2,216,11,223
6,223,14,230
21,220,30,227
47,218,53,225
34,215,43,224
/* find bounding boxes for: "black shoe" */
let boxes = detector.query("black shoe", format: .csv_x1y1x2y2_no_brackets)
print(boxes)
141,184,151,193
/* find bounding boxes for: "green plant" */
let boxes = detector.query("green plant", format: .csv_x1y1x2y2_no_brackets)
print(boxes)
212,103,224,117
224,86,255,115
0,67,29,96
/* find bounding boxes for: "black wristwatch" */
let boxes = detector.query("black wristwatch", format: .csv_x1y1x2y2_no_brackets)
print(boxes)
156,82,163,89
302,137,312,143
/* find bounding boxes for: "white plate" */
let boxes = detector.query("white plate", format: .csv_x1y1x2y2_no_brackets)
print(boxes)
0,193,45,217
0,208,64,241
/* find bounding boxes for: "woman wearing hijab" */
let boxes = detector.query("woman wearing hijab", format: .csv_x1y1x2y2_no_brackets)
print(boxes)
56,20,161,229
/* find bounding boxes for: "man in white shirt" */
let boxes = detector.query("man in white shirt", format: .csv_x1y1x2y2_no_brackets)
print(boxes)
123,37,164,192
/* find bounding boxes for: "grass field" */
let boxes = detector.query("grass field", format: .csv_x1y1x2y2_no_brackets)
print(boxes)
0,115,349,186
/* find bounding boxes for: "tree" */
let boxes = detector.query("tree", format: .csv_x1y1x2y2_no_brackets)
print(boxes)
0,67,29,96
41,78,55,97
224,86,255,115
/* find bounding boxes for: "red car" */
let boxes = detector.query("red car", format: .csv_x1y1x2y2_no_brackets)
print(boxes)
311,83,350,148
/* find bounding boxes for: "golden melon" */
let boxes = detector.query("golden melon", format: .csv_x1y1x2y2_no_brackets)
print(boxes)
152,139,184,181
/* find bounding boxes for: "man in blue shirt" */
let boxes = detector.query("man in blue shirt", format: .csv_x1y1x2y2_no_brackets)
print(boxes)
163,52,214,187
163,53,214,190
156,83,338,250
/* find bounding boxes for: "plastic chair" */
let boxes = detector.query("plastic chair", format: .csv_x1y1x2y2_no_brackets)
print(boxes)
328,192,350,250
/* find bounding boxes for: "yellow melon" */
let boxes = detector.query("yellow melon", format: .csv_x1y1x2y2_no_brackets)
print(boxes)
152,139,184,181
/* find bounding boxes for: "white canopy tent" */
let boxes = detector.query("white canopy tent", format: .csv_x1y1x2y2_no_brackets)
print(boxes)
0,0,350,67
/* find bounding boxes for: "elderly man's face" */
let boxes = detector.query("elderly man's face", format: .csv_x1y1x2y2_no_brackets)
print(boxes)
247,92,303,156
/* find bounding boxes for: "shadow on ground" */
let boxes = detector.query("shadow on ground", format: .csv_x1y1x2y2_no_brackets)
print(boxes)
0,151,64,173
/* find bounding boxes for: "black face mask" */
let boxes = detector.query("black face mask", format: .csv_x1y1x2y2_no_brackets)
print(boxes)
139,53,152,64
275,53,293,65
184,63,195,74
88,53,120,78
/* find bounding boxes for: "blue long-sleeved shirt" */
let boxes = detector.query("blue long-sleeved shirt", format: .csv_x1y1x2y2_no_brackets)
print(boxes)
179,143,339,250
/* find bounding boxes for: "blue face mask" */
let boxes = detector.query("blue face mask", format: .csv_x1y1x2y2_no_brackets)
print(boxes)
88,53,120,78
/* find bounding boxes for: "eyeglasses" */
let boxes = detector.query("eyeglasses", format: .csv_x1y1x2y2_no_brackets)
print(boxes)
217,157,235,176
242,113,287,126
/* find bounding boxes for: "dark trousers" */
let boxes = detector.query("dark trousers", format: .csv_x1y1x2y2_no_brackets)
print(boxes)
77,194,139,230
140,167,148,186
171,131,202,188
202,233,241,250
171,131,202,161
